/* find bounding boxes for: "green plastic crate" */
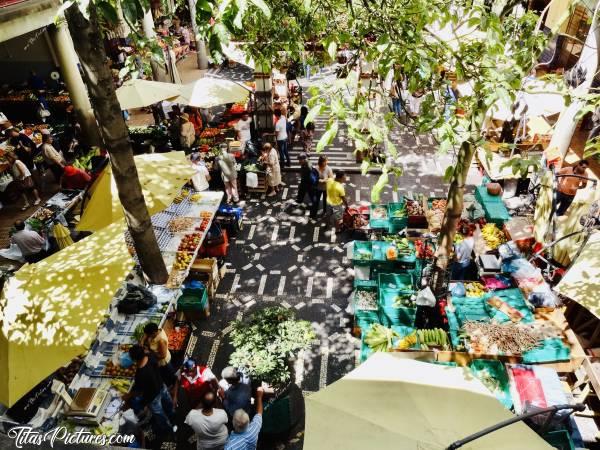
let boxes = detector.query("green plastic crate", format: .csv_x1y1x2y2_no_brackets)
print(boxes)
483,288,534,324
354,285,380,322
354,279,377,288
387,202,408,233
475,185,503,205
542,430,575,450
378,273,414,291
370,204,390,229
469,359,512,409
379,306,416,327
353,241,373,265
483,202,510,225
177,288,208,311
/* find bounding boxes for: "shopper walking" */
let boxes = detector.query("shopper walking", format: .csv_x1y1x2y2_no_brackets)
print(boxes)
219,366,251,419
302,122,315,154
185,391,229,450
296,153,315,206
127,345,176,435
555,159,589,216
7,128,36,172
274,110,290,167
259,143,281,197
6,153,41,210
218,152,239,203
310,156,333,219
327,170,349,232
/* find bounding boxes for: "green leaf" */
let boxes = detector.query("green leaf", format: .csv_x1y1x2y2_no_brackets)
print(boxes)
97,1,118,24
327,40,337,61
197,0,213,12
376,34,390,53
233,0,247,29
249,0,271,18
330,97,346,119
361,159,371,175
316,121,338,152
371,171,389,203
304,104,322,127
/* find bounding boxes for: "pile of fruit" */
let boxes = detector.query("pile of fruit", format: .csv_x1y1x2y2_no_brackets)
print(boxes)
481,223,506,250
200,211,212,219
200,128,220,138
173,189,189,204
416,328,450,349
178,233,202,252
414,239,434,258
30,207,54,222
397,332,418,349
406,200,425,216
56,357,84,385
168,217,195,232
173,251,193,270
190,193,202,202
168,326,191,351
364,324,399,352
465,282,486,298
430,199,447,212
110,378,133,394
393,292,416,308
197,218,211,232
103,360,135,377
167,270,187,288
371,206,388,219
355,290,377,310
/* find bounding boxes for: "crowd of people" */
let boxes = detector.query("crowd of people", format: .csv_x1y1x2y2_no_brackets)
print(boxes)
123,321,266,450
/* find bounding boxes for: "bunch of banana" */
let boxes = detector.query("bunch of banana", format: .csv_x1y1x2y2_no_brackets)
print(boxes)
190,193,202,202
110,378,132,394
173,189,190,204
364,324,400,352
53,223,73,249
481,223,506,250
465,282,486,298
397,332,417,350
417,328,449,349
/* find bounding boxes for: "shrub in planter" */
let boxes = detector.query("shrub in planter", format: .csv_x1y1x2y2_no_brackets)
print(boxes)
228,306,315,390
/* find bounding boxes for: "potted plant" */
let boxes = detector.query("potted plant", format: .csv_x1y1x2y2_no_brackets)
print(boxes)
228,306,315,393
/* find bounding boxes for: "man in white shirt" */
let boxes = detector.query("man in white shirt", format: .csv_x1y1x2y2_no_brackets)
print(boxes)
11,220,46,263
185,391,228,450
234,113,252,153
452,226,475,280
274,110,290,167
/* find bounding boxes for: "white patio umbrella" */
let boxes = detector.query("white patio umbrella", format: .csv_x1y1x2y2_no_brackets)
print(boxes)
487,80,565,121
222,42,255,69
116,79,181,110
305,353,552,450
175,77,251,108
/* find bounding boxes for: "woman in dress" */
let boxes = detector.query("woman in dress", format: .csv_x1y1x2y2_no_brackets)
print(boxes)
260,143,282,197
6,153,41,211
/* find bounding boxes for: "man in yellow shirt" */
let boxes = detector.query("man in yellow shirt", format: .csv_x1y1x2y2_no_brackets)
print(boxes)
327,170,348,232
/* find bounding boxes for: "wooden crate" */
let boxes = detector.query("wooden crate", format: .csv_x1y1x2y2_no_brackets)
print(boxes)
246,171,268,194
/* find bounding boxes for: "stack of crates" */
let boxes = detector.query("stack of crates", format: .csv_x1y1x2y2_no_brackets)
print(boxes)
378,273,416,327
387,201,408,233
474,185,510,225
353,280,380,332
369,204,389,229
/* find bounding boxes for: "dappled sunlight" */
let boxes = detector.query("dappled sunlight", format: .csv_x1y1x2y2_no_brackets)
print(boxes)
0,221,134,406
78,151,196,232
556,231,600,315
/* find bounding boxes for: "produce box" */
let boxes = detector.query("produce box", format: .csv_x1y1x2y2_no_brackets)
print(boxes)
379,305,416,327
378,273,414,292
542,430,575,450
469,359,512,409
387,201,408,233
406,198,428,228
177,287,208,311
475,185,503,205
369,204,389,229
483,288,534,324
353,241,373,265
483,202,510,226
378,274,416,327
354,285,380,323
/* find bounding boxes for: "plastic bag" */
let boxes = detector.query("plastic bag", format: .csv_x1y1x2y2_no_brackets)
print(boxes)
450,282,466,297
246,172,258,188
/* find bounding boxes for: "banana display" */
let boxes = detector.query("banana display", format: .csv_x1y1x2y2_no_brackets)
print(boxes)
465,282,486,298
53,223,73,249
481,223,506,250
416,328,450,350
173,189,190,204
110,378,132,394
364,324,400,352
397,332,417,349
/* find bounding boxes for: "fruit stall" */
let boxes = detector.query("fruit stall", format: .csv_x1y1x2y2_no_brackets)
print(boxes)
15,189,227,435
0,90,71,123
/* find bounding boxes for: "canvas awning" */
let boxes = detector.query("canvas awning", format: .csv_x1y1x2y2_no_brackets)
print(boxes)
77,151,195,232
305,353,551,450
174,77,251,108
116,79,181,110
0,222,133,406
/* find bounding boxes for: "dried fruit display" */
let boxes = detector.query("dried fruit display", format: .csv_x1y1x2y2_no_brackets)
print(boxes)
168,217,195,232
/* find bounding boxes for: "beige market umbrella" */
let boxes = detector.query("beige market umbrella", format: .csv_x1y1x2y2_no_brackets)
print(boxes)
305,353,551,450
0,221,133,406
116,79,180,110
175,77,251,108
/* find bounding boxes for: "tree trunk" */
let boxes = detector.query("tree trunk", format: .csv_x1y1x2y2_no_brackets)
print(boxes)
188,0,209,70
433,140,477,295
65,3,168,284
547,1,600,158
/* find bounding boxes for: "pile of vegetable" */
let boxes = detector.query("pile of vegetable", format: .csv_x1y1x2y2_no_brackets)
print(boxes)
382,236,413,256
354,248,372,260
430,199,447,211
355,290,378,310
465,282,486,298
391,203,407,218
406,200,425,216
371,206,388,219
364,324,399,352
167,326,190,351
462,321,540,355
414,239,434,258
393,292,416,308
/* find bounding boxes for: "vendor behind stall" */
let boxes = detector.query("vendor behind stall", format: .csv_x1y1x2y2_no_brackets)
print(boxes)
234,112,252,153
61,160,91,190
452,223,475,280
11,220,46,263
